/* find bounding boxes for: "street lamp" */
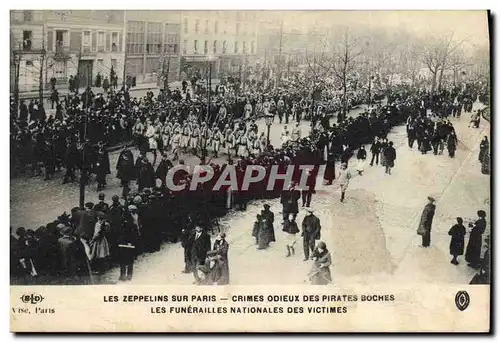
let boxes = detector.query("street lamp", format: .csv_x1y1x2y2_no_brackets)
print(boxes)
265,113,273,148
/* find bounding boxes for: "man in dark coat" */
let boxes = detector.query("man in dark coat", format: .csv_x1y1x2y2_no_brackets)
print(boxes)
180,228,194,273
190,226,212,275
94,193,110,214
261,204,275,242
155,153,173,188
301,208,321,261
116,147,136,198
136,155,156,191
417,196,436,248
383,141,397,175
107,195,124,261
369,137,381,166
118,210,140,281
448,217,466,265
280,182,301,223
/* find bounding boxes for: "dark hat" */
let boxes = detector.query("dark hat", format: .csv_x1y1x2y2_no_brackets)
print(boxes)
85,202,94,209
98,192,105,200
112,195,120,202
263,203,270,209
477,210,486,217
427,196,435,202
317,241,326,249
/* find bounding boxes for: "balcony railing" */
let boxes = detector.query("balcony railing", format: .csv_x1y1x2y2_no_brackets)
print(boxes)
54,44,71,60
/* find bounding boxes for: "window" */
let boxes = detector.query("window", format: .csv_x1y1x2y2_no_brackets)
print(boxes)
223,21,227,34
183,40,187,54
251,41,255,54
222,41,227,54
213,40,217,54
111,32,119,52
97,32,105,52
83,31,91,52
194,40,198,54
147,22,162,54
22,31,32,51
214,21,219,34
23,10,33,22
183,18,188,34
165,23,180,54
243,41,247,54
234,41,239,54
236,23,240,35
195,19,200,34
204,40,208,54
205,20,209,34
126,21,145,54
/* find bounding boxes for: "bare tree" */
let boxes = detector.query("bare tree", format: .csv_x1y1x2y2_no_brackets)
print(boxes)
329,27,363,122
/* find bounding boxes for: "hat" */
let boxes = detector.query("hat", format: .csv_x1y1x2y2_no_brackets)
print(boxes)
427,196,436,202
85,202,94,209
128,205,138,211
133,196,142,204
98,192,105,200
263,203,270,209
61,227,73,235
195,226,203,232
56,223,66,230
112,195,120,202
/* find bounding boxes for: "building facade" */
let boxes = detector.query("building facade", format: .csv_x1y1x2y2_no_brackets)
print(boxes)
180,11,259,79
10,10,126,92
124,11,182,86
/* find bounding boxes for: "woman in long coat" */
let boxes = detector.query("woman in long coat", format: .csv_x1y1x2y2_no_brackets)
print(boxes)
479,136,489,162
448,217,466,265
465,210,487,268
212,233,229,285
323,151,336,185
308,241,332,285
447,132,457,158
256,215,272,250
90,215,111,274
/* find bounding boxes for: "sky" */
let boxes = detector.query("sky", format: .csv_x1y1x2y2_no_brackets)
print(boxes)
276,10,489,47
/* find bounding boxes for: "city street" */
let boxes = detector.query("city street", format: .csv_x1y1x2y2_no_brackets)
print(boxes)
10,97,370,230
95,107,487,286
10,99,489,286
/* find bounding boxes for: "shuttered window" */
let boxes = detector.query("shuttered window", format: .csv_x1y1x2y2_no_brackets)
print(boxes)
91,32,97,51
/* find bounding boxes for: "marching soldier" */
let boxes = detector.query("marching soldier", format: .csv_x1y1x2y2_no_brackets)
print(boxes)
211,127,223,157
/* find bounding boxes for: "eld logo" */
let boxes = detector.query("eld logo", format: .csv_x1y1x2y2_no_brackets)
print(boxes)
20,294,45,305
455,291,470,311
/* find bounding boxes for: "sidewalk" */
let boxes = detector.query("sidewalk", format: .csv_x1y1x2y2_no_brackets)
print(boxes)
14,81,167,100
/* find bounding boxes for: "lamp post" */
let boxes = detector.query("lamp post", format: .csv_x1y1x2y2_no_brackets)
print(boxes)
265,113,273,148
202,54,217,160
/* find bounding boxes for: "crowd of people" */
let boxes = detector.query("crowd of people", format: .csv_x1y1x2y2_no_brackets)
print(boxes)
10,67,490,285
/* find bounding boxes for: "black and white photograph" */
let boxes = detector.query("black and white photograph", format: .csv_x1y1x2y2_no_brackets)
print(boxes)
8,8,491,333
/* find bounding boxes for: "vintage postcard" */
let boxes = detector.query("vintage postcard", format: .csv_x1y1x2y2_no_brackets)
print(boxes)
9,9,490,332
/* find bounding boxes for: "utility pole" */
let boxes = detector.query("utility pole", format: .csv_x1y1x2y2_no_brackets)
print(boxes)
277,16,284,89
122,10,127,87
13,43,21,117
38,24,46,106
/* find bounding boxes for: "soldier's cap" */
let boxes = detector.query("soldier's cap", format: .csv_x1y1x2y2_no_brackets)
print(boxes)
305,207,314,213
427,196,436,202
